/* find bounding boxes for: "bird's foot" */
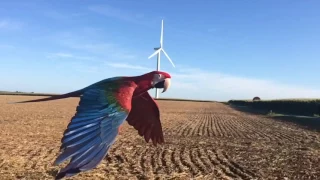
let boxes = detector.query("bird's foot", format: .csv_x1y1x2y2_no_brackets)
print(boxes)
118,125,122,134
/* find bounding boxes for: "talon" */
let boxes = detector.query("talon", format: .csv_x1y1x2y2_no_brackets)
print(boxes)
118,125,122,134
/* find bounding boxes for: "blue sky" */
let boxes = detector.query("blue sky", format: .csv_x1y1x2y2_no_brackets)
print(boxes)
1,0,320,101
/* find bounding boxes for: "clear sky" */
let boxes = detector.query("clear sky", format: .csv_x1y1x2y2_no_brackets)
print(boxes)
1,0,320,101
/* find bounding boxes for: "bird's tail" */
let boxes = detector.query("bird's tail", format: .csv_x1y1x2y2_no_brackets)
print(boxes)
8,90,84,104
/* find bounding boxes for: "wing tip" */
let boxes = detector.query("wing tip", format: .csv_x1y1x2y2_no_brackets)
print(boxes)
55,171,66,180
7,101,18,104
151,138,165,146
55,168,81,180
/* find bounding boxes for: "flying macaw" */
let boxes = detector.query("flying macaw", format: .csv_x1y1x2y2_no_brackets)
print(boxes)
11,71,172,179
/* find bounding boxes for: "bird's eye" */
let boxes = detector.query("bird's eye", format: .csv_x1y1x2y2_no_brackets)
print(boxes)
154,74,162,80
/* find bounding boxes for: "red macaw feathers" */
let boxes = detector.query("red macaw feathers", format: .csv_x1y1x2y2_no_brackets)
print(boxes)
126,91,164,146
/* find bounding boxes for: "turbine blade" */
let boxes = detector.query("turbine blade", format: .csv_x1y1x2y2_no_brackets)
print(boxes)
148,48,161,59
160,20,164,47
161,49,175,67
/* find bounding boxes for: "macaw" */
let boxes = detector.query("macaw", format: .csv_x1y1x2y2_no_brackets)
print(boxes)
11,71,172,179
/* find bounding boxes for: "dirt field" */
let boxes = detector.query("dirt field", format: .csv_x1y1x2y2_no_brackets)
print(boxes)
0,95,319,180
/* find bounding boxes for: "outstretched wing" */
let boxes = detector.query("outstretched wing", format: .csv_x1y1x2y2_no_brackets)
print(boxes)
54,85,135,179
126,91,164,146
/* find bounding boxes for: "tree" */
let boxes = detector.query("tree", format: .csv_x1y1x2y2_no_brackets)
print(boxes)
253,96,261,101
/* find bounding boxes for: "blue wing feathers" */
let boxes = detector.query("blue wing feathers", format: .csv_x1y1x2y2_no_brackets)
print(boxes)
100,127,119,144
63,130,101,149
55,136,101,165
66,119,100,129
62,126,100,144
54,88,129,179
70,145,100,166
76,104,110,112
60,144,111,176
80,145,111,171
67,145,103,170
64,122,100,136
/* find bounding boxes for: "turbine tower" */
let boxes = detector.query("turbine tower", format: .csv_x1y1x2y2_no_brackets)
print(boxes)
148,19,175,99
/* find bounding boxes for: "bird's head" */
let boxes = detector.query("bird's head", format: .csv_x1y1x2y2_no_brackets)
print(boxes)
151,71,171,93
133,71,172,95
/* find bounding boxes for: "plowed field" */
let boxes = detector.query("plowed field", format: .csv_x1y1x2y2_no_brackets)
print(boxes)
0,95,319,180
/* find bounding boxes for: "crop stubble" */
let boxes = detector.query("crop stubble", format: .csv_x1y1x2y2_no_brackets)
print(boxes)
0,96,319,180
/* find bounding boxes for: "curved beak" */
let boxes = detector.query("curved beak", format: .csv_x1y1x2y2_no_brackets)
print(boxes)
154,78,171,93
162,78,171,93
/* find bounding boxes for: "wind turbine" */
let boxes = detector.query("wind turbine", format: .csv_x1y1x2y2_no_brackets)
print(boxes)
148,19,175,99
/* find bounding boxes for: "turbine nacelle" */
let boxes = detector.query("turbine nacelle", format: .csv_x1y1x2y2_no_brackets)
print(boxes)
148,47,175,68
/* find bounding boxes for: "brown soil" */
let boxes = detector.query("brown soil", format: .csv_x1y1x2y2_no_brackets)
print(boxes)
0,95,319,180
